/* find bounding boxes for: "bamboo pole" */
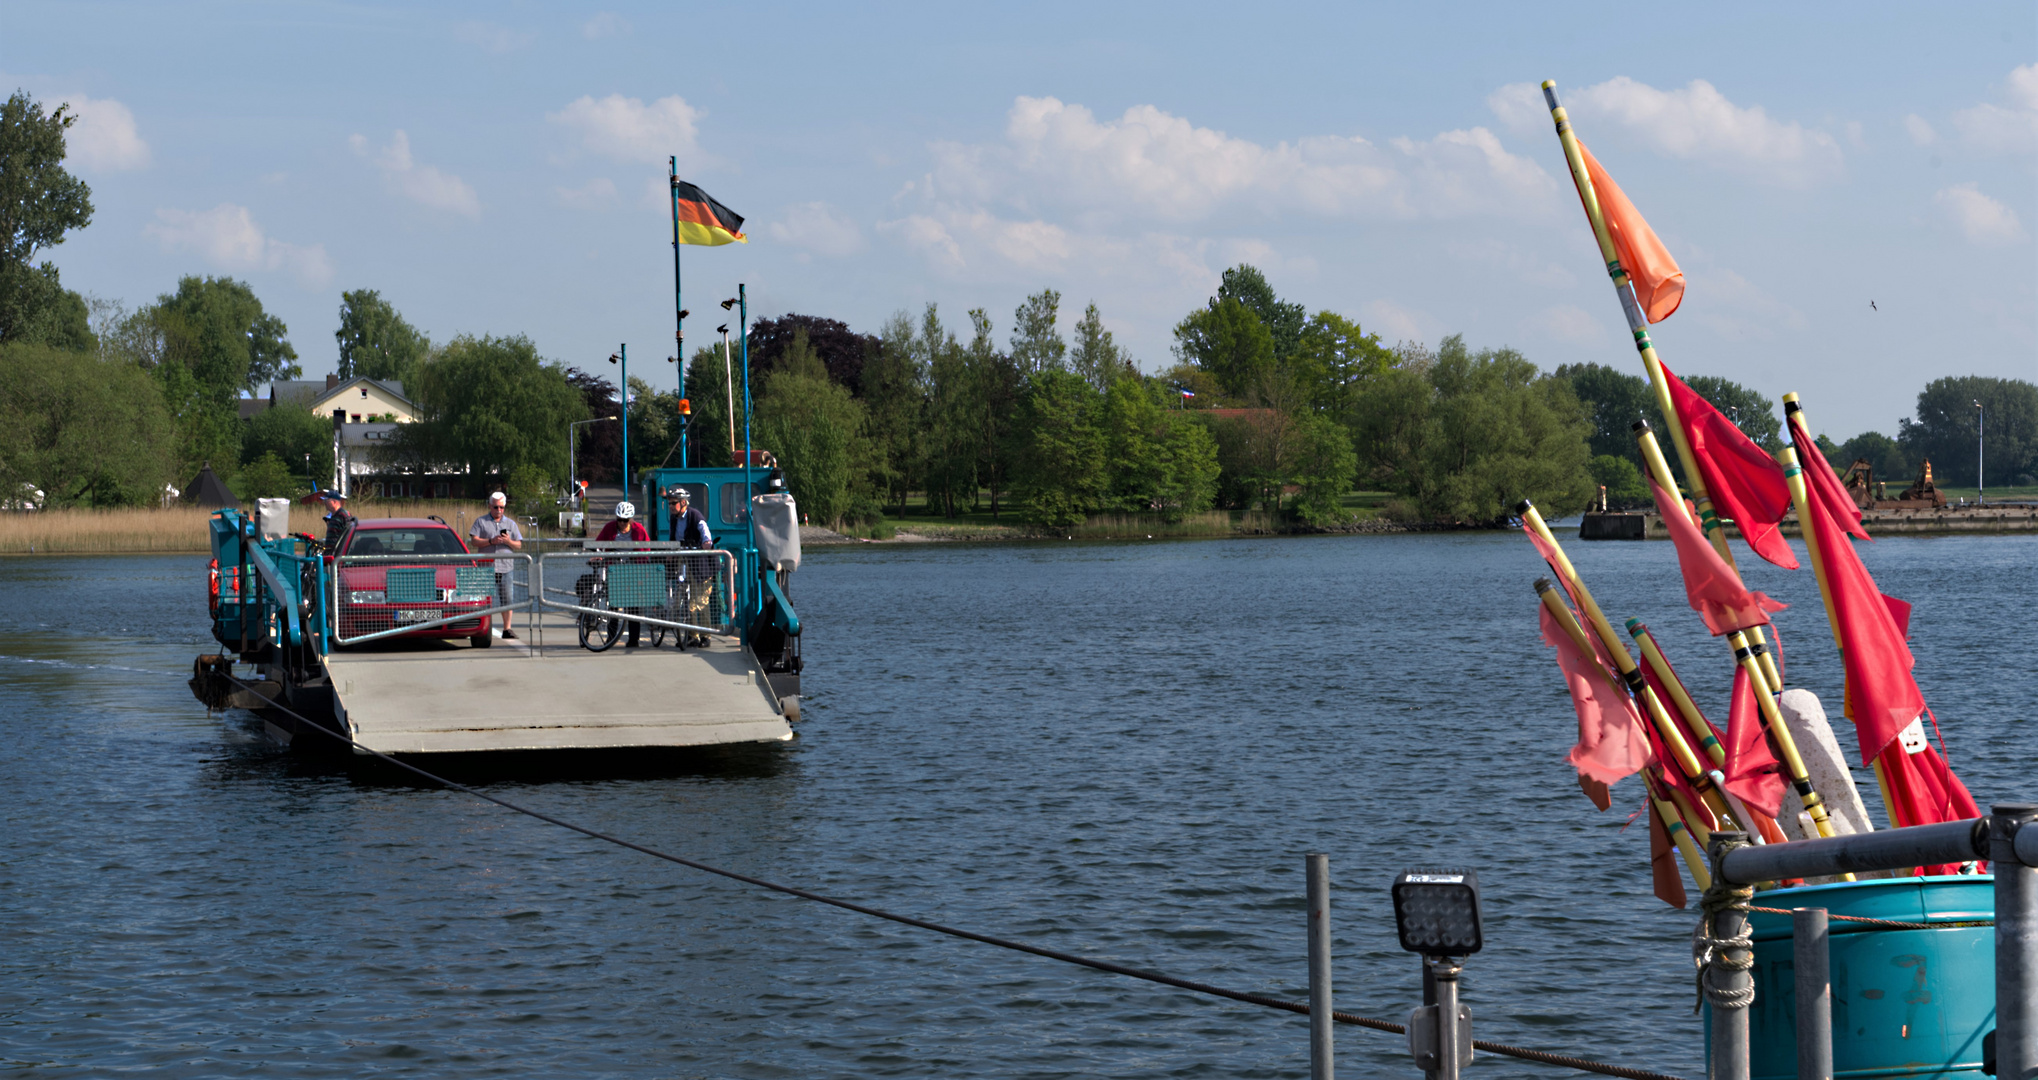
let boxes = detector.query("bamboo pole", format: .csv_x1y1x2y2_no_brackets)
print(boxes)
1646,767,1713,890
1627,619,1786,843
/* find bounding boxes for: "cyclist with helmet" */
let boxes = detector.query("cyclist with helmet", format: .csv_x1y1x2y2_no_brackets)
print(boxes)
594,501,650,647
666,487,715,647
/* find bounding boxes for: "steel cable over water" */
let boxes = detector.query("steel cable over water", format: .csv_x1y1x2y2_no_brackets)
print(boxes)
222,676,1687,1080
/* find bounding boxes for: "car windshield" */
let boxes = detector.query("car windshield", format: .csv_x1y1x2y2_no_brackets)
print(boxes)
347,528,465,556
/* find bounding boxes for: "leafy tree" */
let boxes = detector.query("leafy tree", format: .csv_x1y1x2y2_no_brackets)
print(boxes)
1553,362,1660,466
1295,311,1392,415
967,308,1025,517
1828,431,1909,486
231,452,298,500
1010,289,1066,375
1172,297,1273,402
1588,454,1649,508
920,306,980,517
335,289,429,384
862,310,928,511
745,313,876,393
0,90,95,349
242,399,336,490
126,276,300,470
756,344,870,529
1899,375,2038,487
563,366,626,479
1070,302,1132,393
678,346,732,470
1216,265,1305,362
1012,369,1105,527
1286,413,1357,524
1099,377,1218,519
625,375,683,477
504,463,556,516
388,334,584,495
0,341,176,506
1682,375,1780,450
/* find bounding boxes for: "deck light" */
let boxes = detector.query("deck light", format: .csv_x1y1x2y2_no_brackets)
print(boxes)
677,398,691,416
1392,870,1483,956
720,297,737,310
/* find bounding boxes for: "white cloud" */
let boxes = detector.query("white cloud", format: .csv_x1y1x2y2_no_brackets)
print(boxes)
581,12,631,38
766,202,865,258
1528,304,1606,344
930,96,1557,225
1952,63,2038,155
1489,78,1843,186
1684,267,1808,342
454,21,535,54
1446,238,1576,289
549,94,702,165
143,204,332,289
556,178,617,208
1361,299,1426,344
1934,183,2027,246
350,131,481,218
1904,114,1937,146
60,95,150,171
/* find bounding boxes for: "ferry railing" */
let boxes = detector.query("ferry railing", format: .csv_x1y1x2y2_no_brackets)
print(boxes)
329,552,536,647
535,545,739,638
1702,804,2038,1080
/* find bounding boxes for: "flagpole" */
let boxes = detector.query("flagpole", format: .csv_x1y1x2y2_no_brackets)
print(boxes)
1645,767,1714,890
1543,81,1787,697
671,157,686,397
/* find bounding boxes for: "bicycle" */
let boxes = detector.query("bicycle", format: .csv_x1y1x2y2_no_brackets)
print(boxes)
574,564,624,652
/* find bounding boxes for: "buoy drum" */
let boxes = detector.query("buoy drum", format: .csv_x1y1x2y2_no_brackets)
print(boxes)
1709,876,1994,1079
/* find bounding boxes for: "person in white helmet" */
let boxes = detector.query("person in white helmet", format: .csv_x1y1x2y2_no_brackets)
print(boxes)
595,500,650,646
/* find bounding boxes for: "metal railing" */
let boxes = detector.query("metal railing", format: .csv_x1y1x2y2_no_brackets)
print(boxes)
330,552,535,647
535,546,737,639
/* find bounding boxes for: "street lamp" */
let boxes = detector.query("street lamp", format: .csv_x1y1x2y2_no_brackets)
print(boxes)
1974,400,1985,505
608,345,629,493
718,323,736,459
1394,870,1483,1079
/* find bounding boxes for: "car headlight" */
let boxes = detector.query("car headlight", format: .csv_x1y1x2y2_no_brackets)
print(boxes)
349,590,386,604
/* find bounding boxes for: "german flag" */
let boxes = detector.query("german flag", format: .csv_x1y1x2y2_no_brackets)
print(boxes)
672,180,747,246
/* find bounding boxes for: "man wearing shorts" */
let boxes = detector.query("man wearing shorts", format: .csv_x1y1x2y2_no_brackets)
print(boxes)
469,491,523,640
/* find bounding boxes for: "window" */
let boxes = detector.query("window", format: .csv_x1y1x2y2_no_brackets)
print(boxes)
359,388,369,398
351,413,362,423
719,482,750,525
346,528,464,555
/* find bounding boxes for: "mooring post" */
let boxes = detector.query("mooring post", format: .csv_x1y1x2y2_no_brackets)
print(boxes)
1706,832,1754,1080
1306,853,1333,1080
1994,803,2038,1080
1431,958,1463,1080
1793,907,1831,1080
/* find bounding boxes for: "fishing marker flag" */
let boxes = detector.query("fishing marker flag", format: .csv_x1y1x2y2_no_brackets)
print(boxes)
1576,139,1684,323
1649,477,1785,635
1722,667,1786,818
1539,602,1651,786
1788,409,1872,542
1660,361,1798,569
672,180,747,246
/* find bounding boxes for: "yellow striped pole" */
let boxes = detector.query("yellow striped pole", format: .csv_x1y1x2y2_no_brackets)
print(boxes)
1645,767,1713,890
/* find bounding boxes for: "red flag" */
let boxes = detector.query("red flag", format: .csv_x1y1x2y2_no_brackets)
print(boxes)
1800,475,1924,760
1650,478,1786,635
1878,737,1983,870
1723,667,1786,818
1787,410,1871,542
1576,139,1685,322
1521,524,1621,672
1660,361,1798,569
1540,603,1651,786
1646,792,1689,909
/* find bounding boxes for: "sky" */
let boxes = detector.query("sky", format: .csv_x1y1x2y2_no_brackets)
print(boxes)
6,1,2034,439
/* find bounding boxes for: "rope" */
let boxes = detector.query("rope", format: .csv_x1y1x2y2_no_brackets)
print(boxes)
1746,904,1992,931
1691,865,1755,1013
218,675,1689,1080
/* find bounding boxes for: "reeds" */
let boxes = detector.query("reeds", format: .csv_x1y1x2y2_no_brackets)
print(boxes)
0,500,510,555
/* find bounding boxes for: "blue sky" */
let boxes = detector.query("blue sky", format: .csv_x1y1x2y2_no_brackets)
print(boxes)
7,1,2033,439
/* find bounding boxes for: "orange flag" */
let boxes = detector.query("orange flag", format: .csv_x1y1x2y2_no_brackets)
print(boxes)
1576,139,1685,323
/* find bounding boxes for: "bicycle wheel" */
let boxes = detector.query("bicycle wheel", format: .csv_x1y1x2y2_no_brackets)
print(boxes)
579,611,622,651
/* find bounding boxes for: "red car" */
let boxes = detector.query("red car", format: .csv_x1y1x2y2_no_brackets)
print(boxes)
333,518,497,647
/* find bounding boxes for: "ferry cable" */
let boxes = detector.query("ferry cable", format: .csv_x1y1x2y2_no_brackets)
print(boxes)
220,676,1689,1080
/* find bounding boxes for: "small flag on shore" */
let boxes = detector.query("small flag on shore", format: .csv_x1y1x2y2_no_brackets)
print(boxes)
672,181,748,246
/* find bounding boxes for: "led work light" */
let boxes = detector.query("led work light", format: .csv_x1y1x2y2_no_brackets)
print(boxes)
1391,870,1483,957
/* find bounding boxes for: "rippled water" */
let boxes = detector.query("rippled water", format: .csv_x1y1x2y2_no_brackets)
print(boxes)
2,532,2032,1077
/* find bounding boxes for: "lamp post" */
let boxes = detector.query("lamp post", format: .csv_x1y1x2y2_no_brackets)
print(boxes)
569,416,618,508
1393,870,1482,1080
719,323,736,459
609,345,629,494
1974,399,1985,505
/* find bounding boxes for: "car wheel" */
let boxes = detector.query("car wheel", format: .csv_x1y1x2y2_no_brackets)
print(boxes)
471,630,493,648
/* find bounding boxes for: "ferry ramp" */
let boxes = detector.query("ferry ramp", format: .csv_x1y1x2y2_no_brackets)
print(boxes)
320,610,791,753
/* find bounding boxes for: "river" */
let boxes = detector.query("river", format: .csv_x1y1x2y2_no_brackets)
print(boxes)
1,531,2032,1077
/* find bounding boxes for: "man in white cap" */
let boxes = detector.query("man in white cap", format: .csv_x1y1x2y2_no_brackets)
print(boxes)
469,491,524,639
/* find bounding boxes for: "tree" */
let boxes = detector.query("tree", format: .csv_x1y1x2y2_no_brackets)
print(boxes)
0,341,176,506
968,308,1025,517
335,289,429,384
232,452,298,500
1286,413,1357,524
745,313,876,394
679,346,732,470
920,306,979,517
1012,369,1105,527
242,399,336,490
129,276,300,470
1900,375,2038,487
1216,265,1305,362
1172,298,1273,403
1588,454,1649,508
1295,311,1392,415
1010,289,1066,375
1682,375,1780,451
389,334,584,495
0,90,95,349
862,310,928,511
1070,302,1132,393
1828,430,1909,486
565,366,626,478
756,344,870,529
1099,377,1218,520
1553,362,1659,466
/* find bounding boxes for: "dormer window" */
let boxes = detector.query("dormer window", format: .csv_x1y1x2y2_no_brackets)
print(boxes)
360,388,369,398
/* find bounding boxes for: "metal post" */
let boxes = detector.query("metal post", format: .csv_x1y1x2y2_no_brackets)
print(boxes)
1433,959,1462,1080
619,343,629,491
1708,832,1753,1080
1995,803,2038,1080
671,155,685,391
1975,401,1985,504
1306,854,1332,1080
1793,908,1831,1080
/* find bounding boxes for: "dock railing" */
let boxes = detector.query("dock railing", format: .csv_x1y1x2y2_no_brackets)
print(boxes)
1702,803,2038,1080
330,552,536,647
536,544,739,638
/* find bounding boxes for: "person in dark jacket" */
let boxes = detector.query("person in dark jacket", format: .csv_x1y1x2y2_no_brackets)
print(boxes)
320,490,354,549
666,488,715,647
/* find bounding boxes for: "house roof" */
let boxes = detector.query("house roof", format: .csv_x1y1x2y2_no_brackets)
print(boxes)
182,465,240,508
308,376,414,414
338,421,402,448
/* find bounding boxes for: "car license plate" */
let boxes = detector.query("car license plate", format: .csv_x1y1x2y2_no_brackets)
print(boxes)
397,609,437,623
